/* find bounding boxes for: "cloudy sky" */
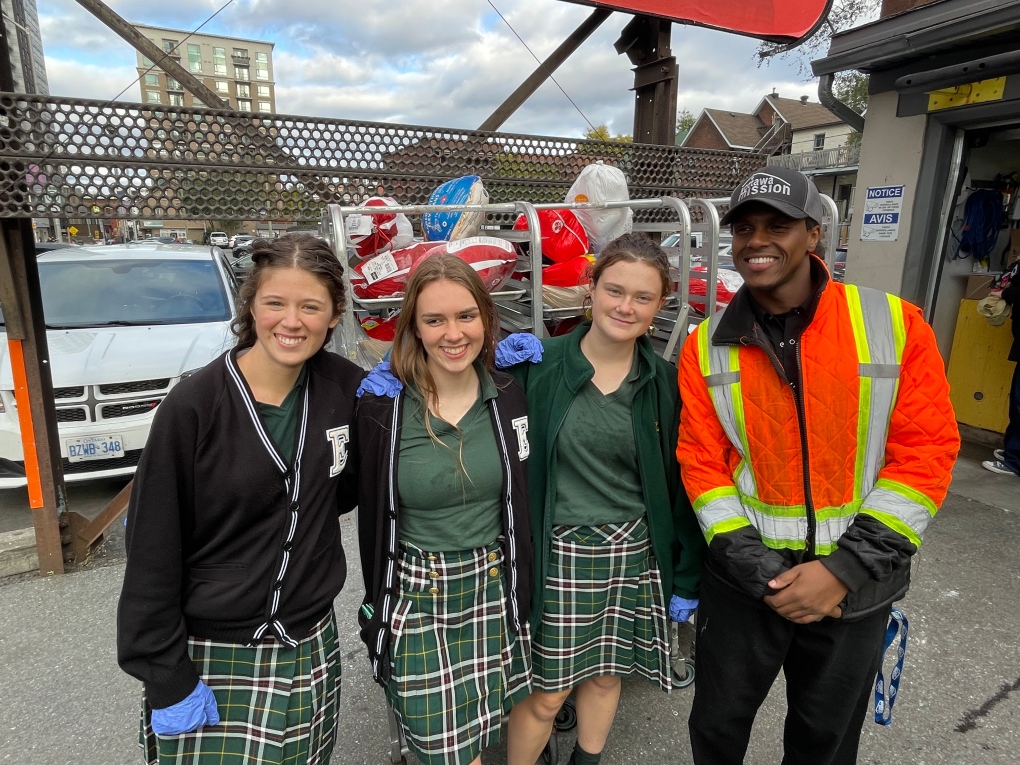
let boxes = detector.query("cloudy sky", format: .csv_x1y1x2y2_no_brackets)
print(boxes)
39,0,838,138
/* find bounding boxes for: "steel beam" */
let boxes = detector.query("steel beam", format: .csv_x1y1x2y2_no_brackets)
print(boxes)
616,15,677,145
74,0,228,108
479,8,612,132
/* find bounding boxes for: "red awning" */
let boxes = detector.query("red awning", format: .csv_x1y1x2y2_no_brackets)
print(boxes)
567,0,833,43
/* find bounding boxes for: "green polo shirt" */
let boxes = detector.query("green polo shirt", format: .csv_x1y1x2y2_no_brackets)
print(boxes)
256,365,307,464
552,354,646,526
397,366,504,551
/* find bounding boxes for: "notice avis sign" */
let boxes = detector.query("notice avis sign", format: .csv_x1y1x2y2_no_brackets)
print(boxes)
861,185,904,242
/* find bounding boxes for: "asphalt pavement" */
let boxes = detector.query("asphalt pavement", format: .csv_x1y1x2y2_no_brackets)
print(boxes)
1,472,1019,764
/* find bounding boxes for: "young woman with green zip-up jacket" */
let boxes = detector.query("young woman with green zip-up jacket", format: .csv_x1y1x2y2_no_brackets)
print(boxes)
501,233,705,765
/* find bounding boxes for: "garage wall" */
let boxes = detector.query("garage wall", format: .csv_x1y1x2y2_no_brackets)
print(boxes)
843,91,928,292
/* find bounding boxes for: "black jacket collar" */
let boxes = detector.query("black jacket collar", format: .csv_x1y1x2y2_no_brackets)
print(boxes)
712,254,830,346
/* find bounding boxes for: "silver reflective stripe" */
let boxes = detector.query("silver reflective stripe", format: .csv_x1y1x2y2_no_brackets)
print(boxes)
694,494,746,536
815,513,857,553
705,310,759,498
853,286,903,496
859,363,901,378
742,505,807,546
705,371,740,387
735,462,756,497
863,487,933,538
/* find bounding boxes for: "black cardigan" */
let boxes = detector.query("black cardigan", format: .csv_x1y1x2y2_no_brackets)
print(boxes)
354,370,533,685
117,347,365,709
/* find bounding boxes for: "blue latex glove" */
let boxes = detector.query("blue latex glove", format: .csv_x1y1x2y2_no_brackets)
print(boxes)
357,360,403,398
151,680,220,736
669,595,699,624
495,333,543,369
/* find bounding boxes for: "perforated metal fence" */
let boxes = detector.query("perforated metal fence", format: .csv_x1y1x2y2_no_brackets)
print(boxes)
0,93,762,222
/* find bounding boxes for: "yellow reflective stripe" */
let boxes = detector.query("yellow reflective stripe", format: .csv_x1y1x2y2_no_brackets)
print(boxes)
861,478,938,548
692,485,740,513
845,284,871,364
887,293,906,363
705,517,752,544
859,509,921,548
692,487,749,544
846,284,872,498
728,345,754,475
741,495,807,517
874,477,938,516
697,321,712,377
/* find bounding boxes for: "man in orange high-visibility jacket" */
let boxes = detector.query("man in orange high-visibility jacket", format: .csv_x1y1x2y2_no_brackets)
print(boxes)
678,167,959,765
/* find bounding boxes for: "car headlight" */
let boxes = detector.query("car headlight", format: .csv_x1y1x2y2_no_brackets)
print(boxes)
178,368,203,382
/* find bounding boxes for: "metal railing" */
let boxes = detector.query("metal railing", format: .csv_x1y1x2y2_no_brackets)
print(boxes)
767,144,861,172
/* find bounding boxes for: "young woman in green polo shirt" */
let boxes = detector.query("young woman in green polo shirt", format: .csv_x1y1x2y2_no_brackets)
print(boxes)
355,255,534,765
504,233,704,765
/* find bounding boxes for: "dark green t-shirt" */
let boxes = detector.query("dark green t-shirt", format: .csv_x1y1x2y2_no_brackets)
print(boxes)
397,368,504,551
255,365,307,464
553,355,646,526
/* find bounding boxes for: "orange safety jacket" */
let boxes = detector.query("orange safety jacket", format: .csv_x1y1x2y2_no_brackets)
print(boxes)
678,267,959,618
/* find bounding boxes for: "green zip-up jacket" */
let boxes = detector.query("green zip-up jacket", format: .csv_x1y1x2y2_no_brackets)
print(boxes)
509,323,705,632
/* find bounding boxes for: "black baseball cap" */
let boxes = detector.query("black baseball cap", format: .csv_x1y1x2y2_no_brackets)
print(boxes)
720,166,824,226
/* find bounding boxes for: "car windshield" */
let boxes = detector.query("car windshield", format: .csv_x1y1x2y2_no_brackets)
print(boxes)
0,259,230,329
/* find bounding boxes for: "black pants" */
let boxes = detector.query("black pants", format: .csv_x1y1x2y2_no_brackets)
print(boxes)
689,568,889,765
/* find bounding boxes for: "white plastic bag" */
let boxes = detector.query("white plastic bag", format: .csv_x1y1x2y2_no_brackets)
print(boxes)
565,161,633,253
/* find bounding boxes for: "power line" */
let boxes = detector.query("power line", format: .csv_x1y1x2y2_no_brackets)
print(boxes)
485,0,599,134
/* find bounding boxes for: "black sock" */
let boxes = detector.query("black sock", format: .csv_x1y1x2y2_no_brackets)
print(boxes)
568,742,602,765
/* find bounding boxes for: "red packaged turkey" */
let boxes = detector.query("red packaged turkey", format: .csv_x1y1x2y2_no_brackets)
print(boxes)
512,209,589,263
361,313,400,341
412,236,518,293
689,267,744,313
542,255,594,287
345,196,414,260
351,242,443,299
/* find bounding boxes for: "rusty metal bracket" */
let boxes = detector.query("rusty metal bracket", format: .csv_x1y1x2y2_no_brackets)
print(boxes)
60,480,132,565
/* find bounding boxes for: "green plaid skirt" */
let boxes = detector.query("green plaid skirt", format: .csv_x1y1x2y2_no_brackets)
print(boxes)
387,540,532,765
139,610,340,765
533,517,671,693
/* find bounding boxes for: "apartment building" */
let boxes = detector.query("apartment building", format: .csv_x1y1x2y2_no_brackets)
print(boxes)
2,0,49,94
133,24,276,113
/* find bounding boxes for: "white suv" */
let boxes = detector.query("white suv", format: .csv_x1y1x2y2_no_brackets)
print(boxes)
209,231,229,247
0,242,237,488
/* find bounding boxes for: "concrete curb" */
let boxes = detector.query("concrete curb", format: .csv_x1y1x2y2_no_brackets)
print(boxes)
0,527,37,577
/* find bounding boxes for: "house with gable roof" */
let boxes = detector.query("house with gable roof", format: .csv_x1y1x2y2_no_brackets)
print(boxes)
682,90,861,242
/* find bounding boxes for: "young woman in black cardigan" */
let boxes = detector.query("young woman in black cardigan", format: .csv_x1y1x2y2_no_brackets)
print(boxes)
117,235,364,765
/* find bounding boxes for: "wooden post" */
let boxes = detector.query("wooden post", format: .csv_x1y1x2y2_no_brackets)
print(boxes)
0,221,68,574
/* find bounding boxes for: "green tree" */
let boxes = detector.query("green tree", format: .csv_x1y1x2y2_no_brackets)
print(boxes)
755,0,881,75
675,108,696,144
832,70,869,114
584,124,632,143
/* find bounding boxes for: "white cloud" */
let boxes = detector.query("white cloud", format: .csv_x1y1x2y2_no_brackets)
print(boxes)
37,0,818,137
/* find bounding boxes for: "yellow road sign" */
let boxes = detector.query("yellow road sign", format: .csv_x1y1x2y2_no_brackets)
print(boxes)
68,225,79,236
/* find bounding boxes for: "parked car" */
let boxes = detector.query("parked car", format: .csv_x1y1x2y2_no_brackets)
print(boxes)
0,242,238,488
230,234,254,250
157,235,179,245
209,231,229,247
231,251,255,281
231,236,263,258
833,247,847,282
